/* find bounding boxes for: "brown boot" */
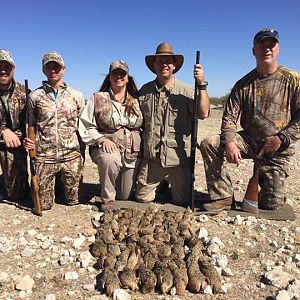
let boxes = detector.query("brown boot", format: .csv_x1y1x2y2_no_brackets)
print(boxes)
100,200,115,212
202,196,233,212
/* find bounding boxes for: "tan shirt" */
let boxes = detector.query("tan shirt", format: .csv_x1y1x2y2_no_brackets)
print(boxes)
139,78,194,167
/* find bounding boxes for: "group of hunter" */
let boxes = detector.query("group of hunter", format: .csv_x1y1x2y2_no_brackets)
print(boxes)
0,28,299,214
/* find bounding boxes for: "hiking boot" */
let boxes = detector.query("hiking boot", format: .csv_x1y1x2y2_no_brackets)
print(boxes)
100,200,115,212
241,198,259,214
202,196,233,212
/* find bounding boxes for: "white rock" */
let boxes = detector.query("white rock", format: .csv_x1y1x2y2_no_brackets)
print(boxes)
78,251,94,268
64,272,79,280
113,289,131,300
45,294,56,300
203,285,213,295
197,227,208,239
264,267,294,288
88,296,108,300
294,253,300,263
73,235,86,249
215,255,228,269
21,247,36,257
0,271,10,283
209,237,225,248
15,275,35,291
286,279,300,299
61,236,73,243
234,215,244,225
83,284,95,291
222,267,234,277
27,229,37,236
276,290,291,300
198,215,209,222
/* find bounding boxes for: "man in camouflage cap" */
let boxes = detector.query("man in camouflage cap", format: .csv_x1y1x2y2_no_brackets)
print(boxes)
0,49,30,202
24,51,85,210
199,28,300,213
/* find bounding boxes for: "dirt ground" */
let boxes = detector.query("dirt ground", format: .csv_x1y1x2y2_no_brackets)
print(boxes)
0,109,299,300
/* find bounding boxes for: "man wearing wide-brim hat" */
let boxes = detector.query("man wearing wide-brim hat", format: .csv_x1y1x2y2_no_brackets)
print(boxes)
135,42,210,206
0,49,30,203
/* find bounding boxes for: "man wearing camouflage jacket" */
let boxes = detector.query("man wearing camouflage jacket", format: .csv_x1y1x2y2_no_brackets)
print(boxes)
0,49,30,202
200,28,300,212
24,51,85,210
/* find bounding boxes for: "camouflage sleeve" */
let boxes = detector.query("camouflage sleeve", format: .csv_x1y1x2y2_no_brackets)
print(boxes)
220,85,241,145
280,79,300,144
78,95,104,146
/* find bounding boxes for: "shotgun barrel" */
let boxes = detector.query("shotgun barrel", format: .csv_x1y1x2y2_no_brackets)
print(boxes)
189,51,200,211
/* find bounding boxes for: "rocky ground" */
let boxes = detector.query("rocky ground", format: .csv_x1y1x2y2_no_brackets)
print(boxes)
0,110,299,300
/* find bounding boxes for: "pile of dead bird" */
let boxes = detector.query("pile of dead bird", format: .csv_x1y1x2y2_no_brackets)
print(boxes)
90,206,222,296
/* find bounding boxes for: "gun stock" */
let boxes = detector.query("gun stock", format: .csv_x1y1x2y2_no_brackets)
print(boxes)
189,51,200,211
25,80,42,216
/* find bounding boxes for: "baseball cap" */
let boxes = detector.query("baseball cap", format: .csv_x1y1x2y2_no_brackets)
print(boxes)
253,28,279,44
0,49,15,67
42,51,65,67
109,60,129,74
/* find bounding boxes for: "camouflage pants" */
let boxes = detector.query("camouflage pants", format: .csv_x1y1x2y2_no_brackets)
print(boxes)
0,147,29,201
199,132,292,210
36,156,83,210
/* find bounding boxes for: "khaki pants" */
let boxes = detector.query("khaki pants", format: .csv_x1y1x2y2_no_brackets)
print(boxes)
199,133,291,210
135,158,189,206
90,147,138,203
0,147,29,201
36,156,83,210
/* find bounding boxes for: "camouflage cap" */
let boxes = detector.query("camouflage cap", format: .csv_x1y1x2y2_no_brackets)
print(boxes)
109,60,129,74
0,49,15,67
42,51,65,67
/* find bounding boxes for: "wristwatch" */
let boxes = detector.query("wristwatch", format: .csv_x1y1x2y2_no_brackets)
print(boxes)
277,132,286,144
198,81,208,90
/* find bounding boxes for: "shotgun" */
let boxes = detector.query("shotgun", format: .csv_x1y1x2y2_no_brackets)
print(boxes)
25,80,42,216
189,51,200,211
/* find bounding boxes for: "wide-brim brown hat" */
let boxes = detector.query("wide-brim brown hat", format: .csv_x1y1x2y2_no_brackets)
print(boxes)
145,42,184,74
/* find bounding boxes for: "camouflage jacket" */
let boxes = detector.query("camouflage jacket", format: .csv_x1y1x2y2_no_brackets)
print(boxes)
0,80,26,139
29,81,85,163
221,66,300,149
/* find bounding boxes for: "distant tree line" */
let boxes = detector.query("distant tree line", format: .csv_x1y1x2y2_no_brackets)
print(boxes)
209,94,229,107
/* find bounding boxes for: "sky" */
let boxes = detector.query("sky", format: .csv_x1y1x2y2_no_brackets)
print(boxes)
3,0,300,99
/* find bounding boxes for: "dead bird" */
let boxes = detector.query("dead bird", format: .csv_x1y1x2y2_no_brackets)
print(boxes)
154,261,174,295
171,240,185,260
199,258,222,294
90,240,107,258
119,267,138,291
107,242,121,257
115,248,130,272
97,267,120,296
186,240,209,292
127,247,140,270
103,252,117,268
138,265,157,294
156,243,172,260
172,264,188,296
